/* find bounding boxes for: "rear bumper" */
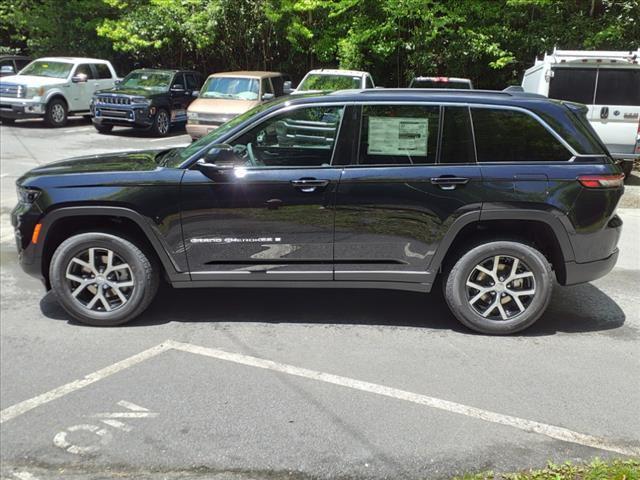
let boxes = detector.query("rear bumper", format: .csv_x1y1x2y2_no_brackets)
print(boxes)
563,249,619,286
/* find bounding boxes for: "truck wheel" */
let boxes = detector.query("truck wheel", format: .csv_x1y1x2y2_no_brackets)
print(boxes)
444,241,553,335
150,109,170,137
45,98,68,127
49,232,159,326
1,118,15,125
94,124,113,134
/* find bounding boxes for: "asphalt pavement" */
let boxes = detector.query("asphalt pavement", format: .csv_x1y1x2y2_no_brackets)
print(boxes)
0,117,639,480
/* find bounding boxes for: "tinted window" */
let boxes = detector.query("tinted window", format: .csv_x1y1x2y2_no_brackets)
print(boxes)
595,68,640,106
15,59,30,70
410,78,471,89
271,76,284,96
262,78,274,96
441,106,475,164
549,68,596,104
358,105,439,165
230,106,344,167
472,108,571,162
184,73,198,90
365,76,374,89
171,73,185,88
74,64,94,79
93,63,112,79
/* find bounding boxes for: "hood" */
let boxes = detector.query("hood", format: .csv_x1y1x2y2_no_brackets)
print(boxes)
188,97,259,115
95,87,163,98
18,150,164,183
1,75,68,87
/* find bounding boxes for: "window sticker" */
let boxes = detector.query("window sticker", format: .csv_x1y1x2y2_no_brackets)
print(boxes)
367,116,428,156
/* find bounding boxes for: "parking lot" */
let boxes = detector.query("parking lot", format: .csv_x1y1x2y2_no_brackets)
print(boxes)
1,119,639,479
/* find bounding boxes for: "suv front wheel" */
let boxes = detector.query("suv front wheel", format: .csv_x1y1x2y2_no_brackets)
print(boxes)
444,241,553,334
49,232,159,326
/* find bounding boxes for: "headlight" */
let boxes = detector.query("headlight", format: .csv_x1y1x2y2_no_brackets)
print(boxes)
25,86,45,98
17,186,41,204
187,111,199,120
16,85,26,98
132,97,151,106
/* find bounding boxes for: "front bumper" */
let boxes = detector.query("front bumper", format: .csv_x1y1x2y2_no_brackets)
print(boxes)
0,97,45,119
11,201,46,284
92,103,155,128
563,249,619,286
186,122,220,139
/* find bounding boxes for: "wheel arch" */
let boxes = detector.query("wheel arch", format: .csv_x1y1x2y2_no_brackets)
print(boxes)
429,209,575,284
38,206,185,287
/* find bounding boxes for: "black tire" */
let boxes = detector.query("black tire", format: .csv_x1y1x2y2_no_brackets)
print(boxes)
44,98,68,127
1,117,15,125
94,124,113,134
444,241,553,335
49,232,159,326
150,108,170,137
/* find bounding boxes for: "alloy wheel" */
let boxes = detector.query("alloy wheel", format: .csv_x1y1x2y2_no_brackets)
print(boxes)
465,255,536,321
65,247,135,312
51,103,65,124
157,111,169,135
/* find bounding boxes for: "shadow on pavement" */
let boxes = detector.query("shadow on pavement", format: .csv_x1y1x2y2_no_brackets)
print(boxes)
98,125,188,139
0,117,90,129
40,280,626,336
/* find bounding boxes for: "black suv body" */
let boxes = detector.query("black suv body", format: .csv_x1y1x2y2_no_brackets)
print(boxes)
91,68,202,136
12,89,624,333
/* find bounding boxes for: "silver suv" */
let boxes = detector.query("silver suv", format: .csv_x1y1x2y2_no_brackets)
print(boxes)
0,57,118,127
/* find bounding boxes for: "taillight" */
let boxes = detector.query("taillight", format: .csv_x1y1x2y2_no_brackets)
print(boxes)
577,173,625,188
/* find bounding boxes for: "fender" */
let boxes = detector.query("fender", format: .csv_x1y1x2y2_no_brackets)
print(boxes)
42,88,70,107
37,206,188,283
426,206,576,274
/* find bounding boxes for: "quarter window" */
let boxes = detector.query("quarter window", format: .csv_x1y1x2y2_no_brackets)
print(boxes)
358,105,439,165
472,108,571,162
440,106,475,164
261,78,274,97
230,106,344,167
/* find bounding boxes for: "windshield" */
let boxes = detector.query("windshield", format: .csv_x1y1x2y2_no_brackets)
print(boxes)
297,74,361,91
200,77,260,100
410,79,472,89
19,61,73,79
120,71,173,91
161,101,282,168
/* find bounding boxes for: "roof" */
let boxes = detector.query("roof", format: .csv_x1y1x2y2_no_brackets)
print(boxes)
208,71,283,79
534,48,640,66
32,57,111,64
305,69,369,77
0,55,30,60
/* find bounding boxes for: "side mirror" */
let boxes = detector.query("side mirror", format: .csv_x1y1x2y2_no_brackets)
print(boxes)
191,90,199,98
0,65,14,74
171,84,185,93
283,80,293,94
72,73,88,83
262,92,275,101
114,79,121,86
195,144,239,170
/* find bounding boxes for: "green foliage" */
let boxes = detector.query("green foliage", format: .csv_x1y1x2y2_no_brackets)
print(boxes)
454,458,640,480
1,0,638,88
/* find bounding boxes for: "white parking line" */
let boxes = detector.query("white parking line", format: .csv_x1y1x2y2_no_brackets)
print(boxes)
149,136,188,143
61,127,94,134
12,472,39,480
1,340,638,457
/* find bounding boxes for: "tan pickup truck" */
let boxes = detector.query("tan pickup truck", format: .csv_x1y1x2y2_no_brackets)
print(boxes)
186,71,291,140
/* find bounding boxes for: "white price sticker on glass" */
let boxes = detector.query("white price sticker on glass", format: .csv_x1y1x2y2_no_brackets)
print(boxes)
367,116,428,156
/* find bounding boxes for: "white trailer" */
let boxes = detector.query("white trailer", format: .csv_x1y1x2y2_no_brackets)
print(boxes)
521,48,640,176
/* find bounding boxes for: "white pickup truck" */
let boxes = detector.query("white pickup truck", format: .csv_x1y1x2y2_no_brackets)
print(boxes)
0,57,118,127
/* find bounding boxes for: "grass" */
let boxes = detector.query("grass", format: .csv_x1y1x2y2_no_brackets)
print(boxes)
454,458,640,480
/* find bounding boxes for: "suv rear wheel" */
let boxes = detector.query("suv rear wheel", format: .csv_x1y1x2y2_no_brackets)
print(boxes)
49,232,159,326
444,241,553,334
44,98,68,127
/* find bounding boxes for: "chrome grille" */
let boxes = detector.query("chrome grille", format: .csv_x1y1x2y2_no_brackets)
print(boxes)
0,83,23,98
97,95,131,105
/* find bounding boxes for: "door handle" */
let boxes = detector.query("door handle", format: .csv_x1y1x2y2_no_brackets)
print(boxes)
600,106,609,119
430,176,469,190
291,178,329,193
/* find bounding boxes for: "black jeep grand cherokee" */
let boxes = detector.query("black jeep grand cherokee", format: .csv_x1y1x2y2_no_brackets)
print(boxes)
12,89,624,334
91,68,202,136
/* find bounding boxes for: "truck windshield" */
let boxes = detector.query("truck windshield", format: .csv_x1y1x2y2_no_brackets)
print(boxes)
298,74,361,91
19,61,73,79
200,77,260,100
120,71,172,91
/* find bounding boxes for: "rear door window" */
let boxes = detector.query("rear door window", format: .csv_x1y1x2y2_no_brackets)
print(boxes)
184,73,199,91
93,63,112,79
471,108,572,162
549,68,596,104
440,106,476,164
594,68,640,106
358,105,439,165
